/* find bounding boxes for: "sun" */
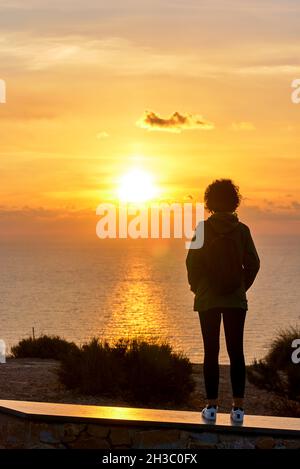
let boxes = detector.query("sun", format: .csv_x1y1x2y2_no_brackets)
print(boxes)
117,168,158,203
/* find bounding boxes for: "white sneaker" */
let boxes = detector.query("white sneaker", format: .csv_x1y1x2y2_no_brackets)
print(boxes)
230,407,244,423
202,405,218,422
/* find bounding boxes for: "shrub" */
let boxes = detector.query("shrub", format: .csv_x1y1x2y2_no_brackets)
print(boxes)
58,337,195,405
58,338,123,396
11,335,77,360
247,326,300,404
265,327,300,371
247,359,283,394
123,339,194,404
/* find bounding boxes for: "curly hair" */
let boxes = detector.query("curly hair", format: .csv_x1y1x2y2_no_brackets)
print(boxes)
204,179,241,213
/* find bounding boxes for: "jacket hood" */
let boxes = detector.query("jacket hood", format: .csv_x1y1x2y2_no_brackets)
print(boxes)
207,212,239,234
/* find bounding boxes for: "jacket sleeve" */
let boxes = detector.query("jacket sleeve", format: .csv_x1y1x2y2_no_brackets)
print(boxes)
186,224,205,294
243,226,260,291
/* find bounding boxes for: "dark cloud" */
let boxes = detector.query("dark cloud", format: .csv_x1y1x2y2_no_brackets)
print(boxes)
137,111,214,133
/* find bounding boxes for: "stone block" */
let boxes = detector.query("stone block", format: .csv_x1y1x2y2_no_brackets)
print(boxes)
189,432,219,444
40,430,61,445
87,425,110,439
63,424,86,443
273,443,287,449
216,441,234,449
188,440,215,449
283,439,300,449
232,438,255,449
133,429,182,449
6,421,27,449
255,437,275,449
69,435,110,449
219,433,241,443
110,427,132,446
0,423,7,446
29,422,63,446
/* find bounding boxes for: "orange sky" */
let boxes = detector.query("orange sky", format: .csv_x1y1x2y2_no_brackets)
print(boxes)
0,0,300,239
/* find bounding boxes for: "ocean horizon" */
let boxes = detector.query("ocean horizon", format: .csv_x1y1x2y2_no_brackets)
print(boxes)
0,235,299,364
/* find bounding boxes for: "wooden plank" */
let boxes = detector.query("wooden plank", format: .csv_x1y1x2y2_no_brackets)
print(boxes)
0,400,299,436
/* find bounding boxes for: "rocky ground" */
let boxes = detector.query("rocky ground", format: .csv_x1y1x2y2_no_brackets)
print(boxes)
0,358,297,417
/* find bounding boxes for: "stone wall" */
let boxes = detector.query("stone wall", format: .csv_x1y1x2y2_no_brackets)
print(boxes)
0,413,299,449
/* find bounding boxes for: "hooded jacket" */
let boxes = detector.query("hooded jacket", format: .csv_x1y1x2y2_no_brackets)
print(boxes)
186,212,260,312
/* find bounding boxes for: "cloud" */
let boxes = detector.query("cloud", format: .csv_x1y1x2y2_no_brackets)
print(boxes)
136,111,214,133
0,33,215,76
96,131,109,139
240,200,300,221
237,65,300,76
231,121,256,131
1,29,300,79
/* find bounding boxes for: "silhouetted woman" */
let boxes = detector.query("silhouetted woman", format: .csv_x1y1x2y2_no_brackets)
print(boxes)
186,179,260,423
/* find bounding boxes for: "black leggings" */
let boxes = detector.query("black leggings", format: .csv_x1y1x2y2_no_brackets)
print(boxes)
198,307,246,400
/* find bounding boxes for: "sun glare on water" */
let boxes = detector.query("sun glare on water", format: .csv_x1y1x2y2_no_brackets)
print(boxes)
117,169,159,203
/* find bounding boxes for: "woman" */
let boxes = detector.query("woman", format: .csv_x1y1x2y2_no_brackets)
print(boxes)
186,179,260,423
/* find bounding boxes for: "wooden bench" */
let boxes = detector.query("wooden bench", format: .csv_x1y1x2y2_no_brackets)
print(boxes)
0,399,299,437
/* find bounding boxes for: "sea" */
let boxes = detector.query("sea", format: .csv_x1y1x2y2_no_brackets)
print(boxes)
0,236,299,364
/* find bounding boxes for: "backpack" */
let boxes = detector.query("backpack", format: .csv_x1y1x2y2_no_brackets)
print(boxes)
204,223,243,295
